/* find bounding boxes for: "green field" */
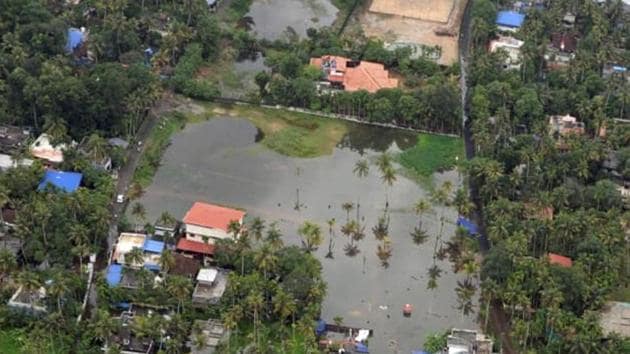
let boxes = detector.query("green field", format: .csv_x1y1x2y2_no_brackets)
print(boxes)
0,330,22,353
206,103,348,158
398,133,463,176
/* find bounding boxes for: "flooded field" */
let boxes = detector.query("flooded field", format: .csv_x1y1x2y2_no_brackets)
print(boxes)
135,117,476,352
247,0,339,40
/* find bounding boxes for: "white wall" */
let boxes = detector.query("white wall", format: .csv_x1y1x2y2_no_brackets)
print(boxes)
185,224,231,242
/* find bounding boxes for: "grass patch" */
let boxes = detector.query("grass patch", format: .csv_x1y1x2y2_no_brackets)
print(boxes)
609,284,630,302
205,103,348,158
0,329,22,353
398,134,463,176
133,110,209,187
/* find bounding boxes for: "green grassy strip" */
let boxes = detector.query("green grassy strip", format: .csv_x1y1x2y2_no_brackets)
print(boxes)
398,133,464,176
0,329,22,353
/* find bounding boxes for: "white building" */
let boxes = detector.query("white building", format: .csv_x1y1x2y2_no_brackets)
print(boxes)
182,202,245,244
30,133,69,164
489,36,524,70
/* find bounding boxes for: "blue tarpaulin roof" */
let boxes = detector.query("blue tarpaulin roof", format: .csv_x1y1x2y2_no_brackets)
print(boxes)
66,28,84,53
144,263,161,272
613,65,627,72
143,239,165,254
496,11,525,28
38,170,83,192
457,216,479,236
106,264,123,287
315,320,326,336
114,302,131,309
355,342,369,353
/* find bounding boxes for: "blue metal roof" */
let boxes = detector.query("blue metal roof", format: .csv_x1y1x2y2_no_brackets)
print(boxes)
106,264,123,287
38,170,82,192
65,28,84,53
612,65,627,72
457,216,479,236
143,239,165,254
496,11,525,28
315,319,326,336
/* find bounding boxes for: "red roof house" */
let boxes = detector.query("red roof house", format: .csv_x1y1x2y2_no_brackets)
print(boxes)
310,55,399,93
176,238,216,256
183,202,245,233
548,253,573,268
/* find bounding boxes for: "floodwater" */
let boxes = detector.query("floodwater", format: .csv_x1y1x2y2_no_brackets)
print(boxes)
247,0,339,40
135,117,476,353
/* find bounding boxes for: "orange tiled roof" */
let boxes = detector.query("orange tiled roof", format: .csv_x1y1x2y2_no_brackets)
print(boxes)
183,202,245,232
548,253,572,268
176,238,215,255
310,55,399,93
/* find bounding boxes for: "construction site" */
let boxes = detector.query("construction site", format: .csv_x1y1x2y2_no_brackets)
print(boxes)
360,0,468,65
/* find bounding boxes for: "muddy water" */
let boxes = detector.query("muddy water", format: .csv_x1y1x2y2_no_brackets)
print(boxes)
247,0,339,40
136,117,476,352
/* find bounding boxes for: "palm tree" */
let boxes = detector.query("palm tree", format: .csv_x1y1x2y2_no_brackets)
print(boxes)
131,203,146,231
381,166,397,187
254,245,278,279
411,198,431,245
326,218,336,258
92,310,120,349
246,290,264,350
341,202,354,223
227,220,242,239
0,249,17,284
16,270,42,310
85,133,109,162
125,247,144,267
298,221,323,252
159,249,175,274
376,237,393,268
265,222,284,251
272,288,296,323
127,182,144,200
249,217,265,242
353,159,369,178
132,315,157,341
166,275,192,313
72,241,90,270
375,152,392,172
48,272,69,314
69,224,89,247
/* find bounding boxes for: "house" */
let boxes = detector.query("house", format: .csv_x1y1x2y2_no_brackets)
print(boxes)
548,253,573,268
446,328,494,354
603,63,629,81
105,264,159,289
206,0,221,12
142,239,165,272
188,319,226,354
0,125,30,154
181,201,245,246
171,253,201,278
105,311,154,354
112,233,148,267
489,36,524,70
545,32,577,69
8,285,47,313
600,301,630,338
38,170,83,193
108,137,130,150
0,153,33,171
30,134,68,164
549,114,585,138
562,12,576,29
192,268,228,304
496,11,525,32
309,56,399,93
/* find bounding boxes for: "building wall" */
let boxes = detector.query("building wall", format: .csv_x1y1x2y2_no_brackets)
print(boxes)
185,224,231,242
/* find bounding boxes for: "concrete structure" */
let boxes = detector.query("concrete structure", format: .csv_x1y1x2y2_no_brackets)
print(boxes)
188,319,226,354
489,36,524,70
105,310,154,354
8,286,47,313
545,32,577,69
310,56,399,93
549,114,585,137
112,233,147,266
446,328,493,354
30,133,67,164
182,202,245,244
600,301,630,338
0,153,33,171
192,268,227,304
0,125,30,153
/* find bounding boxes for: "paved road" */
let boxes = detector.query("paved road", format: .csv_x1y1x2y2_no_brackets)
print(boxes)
86,94,174,316
458,2,515,353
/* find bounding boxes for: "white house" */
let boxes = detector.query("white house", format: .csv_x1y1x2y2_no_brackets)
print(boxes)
30,133,72,164
489,36,524,70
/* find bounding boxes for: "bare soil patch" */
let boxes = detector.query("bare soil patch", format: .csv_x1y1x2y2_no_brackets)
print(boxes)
369,0,455,23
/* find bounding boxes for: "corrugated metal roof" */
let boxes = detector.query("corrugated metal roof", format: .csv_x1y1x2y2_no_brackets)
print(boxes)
496,11,525,28
38,170,82,193
143,239,165,254
106,264,123,287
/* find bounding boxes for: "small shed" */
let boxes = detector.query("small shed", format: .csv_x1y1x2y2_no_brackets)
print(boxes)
38,170,83,193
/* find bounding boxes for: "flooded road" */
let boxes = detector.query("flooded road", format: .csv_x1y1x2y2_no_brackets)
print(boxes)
247,0,339,40
136,117,476,352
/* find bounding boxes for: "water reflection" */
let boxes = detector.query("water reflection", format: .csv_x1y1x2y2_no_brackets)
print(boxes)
337,124,418,154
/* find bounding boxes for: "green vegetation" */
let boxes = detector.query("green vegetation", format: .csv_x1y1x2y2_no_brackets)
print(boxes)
0,330,22,353
399,134,463,176
207,103,348,158
463,0,630,352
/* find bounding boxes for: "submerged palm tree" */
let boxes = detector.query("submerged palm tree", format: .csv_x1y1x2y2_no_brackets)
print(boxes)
326,218,336,259
353,159,369,178
376,237,393,268
298,221,323,252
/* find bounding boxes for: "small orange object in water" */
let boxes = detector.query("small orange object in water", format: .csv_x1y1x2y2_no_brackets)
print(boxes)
403,303,413,316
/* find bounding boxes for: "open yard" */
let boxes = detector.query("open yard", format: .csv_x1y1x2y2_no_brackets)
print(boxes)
369,0,455,23
132,105,475,352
